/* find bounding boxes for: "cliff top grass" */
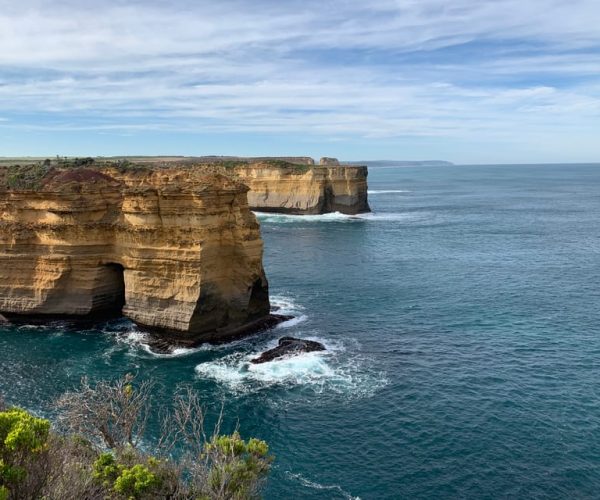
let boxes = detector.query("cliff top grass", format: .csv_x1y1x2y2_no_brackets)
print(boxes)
0,155,349,190
0,157,150,191
207,158,311,172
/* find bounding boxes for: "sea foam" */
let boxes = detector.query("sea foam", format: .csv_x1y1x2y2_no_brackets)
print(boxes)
254,211,413,223
194,334,388,398
108,294,307,358
367,189,411,194
286,471,362,500
106,321,212,358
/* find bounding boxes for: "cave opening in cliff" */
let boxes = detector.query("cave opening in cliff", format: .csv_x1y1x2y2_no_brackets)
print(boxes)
101,263,126,314
248,277,269,318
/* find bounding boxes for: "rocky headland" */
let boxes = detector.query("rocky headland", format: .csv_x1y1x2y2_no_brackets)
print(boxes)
117,156,371,215
0,161,283,344
0,156,370,215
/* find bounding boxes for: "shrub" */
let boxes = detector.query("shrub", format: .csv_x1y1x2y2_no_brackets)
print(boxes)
114,463,160,499
0,408,50,499
55,374,153,450
203,432,272,500
0,376,273,499
94,453,163,499
5,163,50,190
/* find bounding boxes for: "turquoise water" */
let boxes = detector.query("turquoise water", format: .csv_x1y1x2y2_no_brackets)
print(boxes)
2,164,600,499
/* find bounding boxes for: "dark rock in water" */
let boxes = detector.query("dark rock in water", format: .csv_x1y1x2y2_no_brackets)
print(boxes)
0,313,9,325
251,336,326,364
144,314,295,354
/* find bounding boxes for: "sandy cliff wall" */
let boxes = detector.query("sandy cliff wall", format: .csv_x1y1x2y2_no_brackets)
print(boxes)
188,162,370,215
0,168,271,342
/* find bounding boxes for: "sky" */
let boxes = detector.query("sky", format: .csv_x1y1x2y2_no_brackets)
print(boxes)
0,0,599,164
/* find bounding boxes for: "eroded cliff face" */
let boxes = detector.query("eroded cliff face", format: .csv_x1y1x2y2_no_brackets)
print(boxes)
0,167,271,343
184,161,370,215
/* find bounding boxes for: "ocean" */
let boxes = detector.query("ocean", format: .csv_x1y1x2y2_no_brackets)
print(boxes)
2,163,600,499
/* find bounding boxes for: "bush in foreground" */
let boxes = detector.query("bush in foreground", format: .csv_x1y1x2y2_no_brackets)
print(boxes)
0,376,272,499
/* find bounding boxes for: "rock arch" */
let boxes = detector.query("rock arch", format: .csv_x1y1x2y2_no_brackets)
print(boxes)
0,168,271,342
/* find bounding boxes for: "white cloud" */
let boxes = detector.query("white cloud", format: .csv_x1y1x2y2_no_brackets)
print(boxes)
0,0,599,160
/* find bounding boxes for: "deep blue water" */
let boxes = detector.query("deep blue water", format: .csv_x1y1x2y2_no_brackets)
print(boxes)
2,164,600,499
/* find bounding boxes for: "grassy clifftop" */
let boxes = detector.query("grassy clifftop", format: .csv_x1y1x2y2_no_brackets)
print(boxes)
0,156,315,190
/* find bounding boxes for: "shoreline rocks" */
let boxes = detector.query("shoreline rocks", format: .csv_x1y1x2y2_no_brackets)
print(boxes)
145,314,294,353
250,336,326,364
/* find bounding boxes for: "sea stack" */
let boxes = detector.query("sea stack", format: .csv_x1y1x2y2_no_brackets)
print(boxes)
0,164,274,343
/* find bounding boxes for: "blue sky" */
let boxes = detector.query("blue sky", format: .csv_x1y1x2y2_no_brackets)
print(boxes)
1,0,599,163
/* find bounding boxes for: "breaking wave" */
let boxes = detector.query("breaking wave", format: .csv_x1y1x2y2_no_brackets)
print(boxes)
368,189,411,194
286,472,361,500
104,294,308,358
100,320,210,358
270,294,307,327
194,335,388,398
254,211,414,223
118,330,209,358
254,211,352,223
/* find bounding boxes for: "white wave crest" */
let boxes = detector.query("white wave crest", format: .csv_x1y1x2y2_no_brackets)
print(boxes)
255,211,412,223
194,337,388,398
355,212,416,222
112,327,210,358
254,211,352,223
270,294,304,314
367,189,411,194
196,350,332,387
276,315,308,329
286,471,362,500
270,294,308,327
104,294,308,358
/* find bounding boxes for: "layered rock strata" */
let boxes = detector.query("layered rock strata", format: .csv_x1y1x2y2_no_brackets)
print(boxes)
1,156,371,215
214,163,370,215
0,167,274,343
155,158,370,215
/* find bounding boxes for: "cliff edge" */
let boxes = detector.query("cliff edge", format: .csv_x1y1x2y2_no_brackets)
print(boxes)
0,164,274,344
127,156,371,215
201,162,370,215
0,156,371,215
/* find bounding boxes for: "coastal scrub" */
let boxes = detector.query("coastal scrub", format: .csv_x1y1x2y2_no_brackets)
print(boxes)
0,376,272,499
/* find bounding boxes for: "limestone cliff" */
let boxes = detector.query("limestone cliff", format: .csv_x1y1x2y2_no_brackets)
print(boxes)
0,166,273,343
136,157,370,215
216,163,370,215
1,156,371,215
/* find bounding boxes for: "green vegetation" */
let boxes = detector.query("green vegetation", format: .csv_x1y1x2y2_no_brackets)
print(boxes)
0,155,313,191
3,157,96,191
93,453,164,499
5,163,51,190
214,160,251,169
56,156,95,168
110,159,153,174
0,376,272,499
0,157,152,191
262,159,310,172
212,159,311,173
0,407,50,499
